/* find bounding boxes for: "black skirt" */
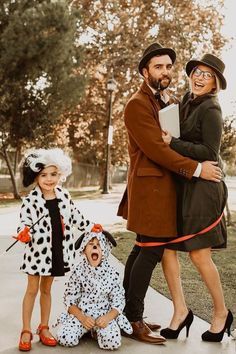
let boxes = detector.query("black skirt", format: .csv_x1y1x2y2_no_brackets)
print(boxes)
45,199,68,276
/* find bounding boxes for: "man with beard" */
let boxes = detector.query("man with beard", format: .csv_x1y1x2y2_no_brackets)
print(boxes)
117,43,222,344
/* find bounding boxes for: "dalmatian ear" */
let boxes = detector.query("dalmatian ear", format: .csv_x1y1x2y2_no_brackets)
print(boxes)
102,230,117,247
75,234,84,250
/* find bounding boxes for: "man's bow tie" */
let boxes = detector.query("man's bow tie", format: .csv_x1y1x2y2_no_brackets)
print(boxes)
154,92,167,109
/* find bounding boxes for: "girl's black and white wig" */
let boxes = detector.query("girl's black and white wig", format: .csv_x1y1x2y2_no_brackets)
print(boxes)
22,148,72,187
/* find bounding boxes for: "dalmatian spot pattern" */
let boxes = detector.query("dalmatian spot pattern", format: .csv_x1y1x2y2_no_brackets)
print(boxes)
17,185,94,275
56,258,132,350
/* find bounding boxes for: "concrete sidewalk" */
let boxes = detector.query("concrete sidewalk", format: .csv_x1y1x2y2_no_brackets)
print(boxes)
0,183,235,354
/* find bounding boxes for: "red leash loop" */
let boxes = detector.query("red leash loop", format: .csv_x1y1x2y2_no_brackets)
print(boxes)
135,212,224,247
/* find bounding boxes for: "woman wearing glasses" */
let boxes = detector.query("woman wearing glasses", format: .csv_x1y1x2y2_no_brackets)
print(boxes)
160,54,233,342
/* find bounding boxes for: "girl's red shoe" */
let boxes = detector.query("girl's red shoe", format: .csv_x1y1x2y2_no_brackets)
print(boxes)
18,330,33,351
37,325,57,346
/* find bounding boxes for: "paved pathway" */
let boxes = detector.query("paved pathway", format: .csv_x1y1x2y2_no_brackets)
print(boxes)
0,182,235,354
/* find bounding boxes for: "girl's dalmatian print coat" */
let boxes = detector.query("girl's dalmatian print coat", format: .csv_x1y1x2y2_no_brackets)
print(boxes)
56,232,132,350
17,185,93,275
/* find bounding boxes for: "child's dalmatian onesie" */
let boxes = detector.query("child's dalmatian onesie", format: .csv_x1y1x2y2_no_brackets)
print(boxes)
56,231,132,350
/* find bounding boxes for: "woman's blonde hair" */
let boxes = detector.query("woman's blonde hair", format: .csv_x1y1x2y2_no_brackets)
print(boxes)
189,68,221,94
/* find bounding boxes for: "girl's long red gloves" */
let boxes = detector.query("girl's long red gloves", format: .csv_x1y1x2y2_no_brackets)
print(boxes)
13,226,31,243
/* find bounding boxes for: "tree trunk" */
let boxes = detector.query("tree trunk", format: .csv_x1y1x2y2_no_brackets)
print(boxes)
1,147,21,199
13,146,20,176
225,201,232,226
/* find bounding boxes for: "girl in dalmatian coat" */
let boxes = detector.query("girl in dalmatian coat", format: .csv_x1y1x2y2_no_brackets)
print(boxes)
56,229,133,350
16,148,101,352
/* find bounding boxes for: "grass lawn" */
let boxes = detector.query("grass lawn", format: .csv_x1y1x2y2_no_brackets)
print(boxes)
112,212,236,327
0,187,100,208
0,197,21,208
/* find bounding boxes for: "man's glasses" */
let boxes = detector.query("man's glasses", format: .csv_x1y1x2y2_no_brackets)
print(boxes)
193,67,215,80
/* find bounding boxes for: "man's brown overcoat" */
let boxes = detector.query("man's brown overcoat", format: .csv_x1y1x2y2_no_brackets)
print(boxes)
117,81,198,237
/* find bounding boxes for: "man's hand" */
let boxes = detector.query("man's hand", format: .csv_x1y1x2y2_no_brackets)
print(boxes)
200,161,222,182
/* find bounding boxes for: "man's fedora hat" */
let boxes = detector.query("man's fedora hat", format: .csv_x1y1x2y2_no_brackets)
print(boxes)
186,53,227,90
138,42,176,75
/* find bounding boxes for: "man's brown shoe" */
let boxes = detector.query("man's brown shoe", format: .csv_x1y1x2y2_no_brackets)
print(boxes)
144,321,161,331
127,320,166,344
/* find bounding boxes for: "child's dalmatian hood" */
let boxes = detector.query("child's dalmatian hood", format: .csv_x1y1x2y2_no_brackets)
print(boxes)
75,230,117,260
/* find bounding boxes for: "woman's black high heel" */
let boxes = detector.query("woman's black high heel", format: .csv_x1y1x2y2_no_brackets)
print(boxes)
201,310,233,342
160,310,194,339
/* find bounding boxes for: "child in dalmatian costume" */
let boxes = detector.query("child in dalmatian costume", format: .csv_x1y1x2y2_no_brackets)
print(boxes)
56,229,133,350
16,148,101,352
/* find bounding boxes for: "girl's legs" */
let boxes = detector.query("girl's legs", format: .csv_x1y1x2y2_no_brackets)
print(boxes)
39,276,54,337
161,249,189,329
21,275,40,342
189,248,228,332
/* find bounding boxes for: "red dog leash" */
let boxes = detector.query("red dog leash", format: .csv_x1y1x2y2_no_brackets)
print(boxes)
135,212,224,247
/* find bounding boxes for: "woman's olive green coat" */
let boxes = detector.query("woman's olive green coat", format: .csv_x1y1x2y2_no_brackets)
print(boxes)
168,92,227,250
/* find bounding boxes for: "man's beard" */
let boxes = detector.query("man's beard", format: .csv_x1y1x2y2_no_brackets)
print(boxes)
148,73,171,91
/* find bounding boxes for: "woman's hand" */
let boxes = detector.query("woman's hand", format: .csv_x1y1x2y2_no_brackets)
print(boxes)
162,130,172,145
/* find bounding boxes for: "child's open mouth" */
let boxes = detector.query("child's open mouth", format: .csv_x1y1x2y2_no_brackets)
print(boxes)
91,252,99,261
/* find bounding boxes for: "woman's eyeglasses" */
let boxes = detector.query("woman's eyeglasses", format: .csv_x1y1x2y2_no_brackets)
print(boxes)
193,67,215,80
